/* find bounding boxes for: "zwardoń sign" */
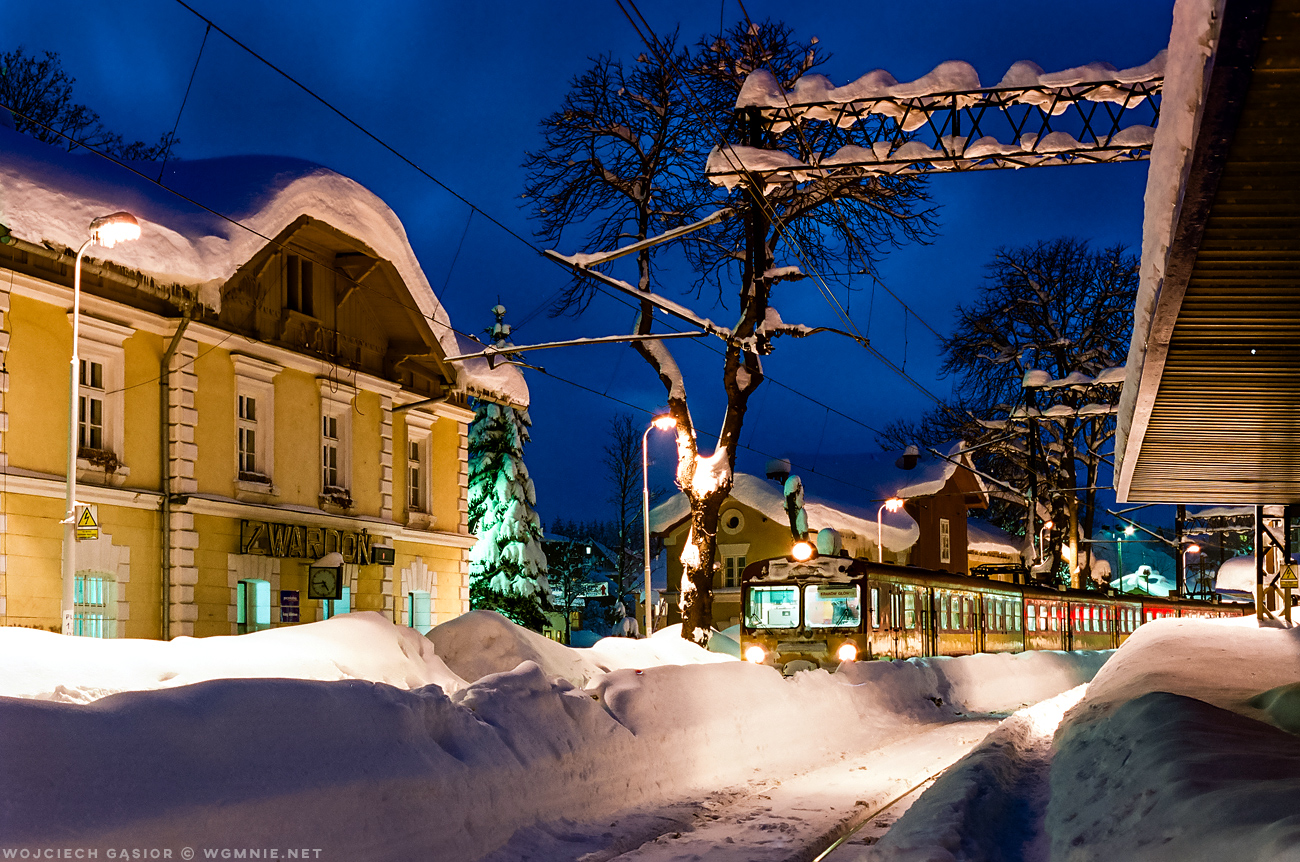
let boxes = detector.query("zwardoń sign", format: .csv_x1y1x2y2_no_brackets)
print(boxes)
239,519,395,566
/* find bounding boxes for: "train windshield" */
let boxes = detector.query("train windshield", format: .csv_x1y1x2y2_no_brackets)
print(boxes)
746,585,799,628
804,584,861,628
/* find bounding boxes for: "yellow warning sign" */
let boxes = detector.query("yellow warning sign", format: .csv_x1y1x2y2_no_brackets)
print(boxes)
75,505,98,542
1280,564,1298,590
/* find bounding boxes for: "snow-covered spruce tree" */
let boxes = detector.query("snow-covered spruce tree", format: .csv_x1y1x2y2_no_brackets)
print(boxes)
467,306,550,631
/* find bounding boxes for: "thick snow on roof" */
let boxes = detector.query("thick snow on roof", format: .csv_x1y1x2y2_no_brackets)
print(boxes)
450,332,529,408
967,517,1022,556
1116,0,1223,471
650,471,918,552
0,128,528,405
797,441,974,501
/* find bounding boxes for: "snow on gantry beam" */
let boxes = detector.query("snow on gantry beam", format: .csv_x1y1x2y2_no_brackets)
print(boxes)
707,55,1164,185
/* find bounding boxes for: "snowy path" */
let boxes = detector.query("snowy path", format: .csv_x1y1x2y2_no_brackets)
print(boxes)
481,717,999,862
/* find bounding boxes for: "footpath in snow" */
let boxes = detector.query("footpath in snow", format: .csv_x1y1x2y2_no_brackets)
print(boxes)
0,611,1106,861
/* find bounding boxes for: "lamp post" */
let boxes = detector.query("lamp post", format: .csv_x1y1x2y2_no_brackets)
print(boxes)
876,497,904,563
1037,520,1054,568
1182,543,1201,597
1117,524,1135,589
642,413,676,637
62,212,141,635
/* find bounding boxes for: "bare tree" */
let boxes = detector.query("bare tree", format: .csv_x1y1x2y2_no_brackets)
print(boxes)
527,20,935,644
881,238,1138,583
603,413,643,600
0,46,176,160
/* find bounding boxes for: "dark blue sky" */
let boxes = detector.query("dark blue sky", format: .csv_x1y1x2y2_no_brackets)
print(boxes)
7,1,1172,525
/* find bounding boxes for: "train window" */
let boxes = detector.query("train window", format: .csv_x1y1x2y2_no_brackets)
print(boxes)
1027,603,1037,632
904,591,917,628
870,588,881,629
963,597,973,630
1013,599,1022,631
746,586,798,629
1050,606,1058,631
804,584,861,629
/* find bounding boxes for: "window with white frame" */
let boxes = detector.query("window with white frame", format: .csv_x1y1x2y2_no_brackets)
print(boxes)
403,411,435,518
318,381,354,496
939,518,952,564
232,355,278,486
718,543,750,589
73,572,116,638
72,316,130,467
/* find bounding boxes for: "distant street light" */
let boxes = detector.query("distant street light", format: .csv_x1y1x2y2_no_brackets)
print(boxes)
877,497,904,563
62,213,140,636
1038,520,1055,568
642,413,676,637
1183,543,1201,596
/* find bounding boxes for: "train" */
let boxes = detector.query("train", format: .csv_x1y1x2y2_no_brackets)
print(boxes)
739,548,1246,674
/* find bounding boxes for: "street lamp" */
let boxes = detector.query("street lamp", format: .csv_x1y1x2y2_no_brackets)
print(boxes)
642,412,676,637
1183,543,1201,597
877,497,904,563
1037,520,1054,566
62,212,141,635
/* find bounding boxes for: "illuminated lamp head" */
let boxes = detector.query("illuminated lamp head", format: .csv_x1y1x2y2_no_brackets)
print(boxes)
1124,525,1136,536
1186,544,1201,555
88,212,141,249
744,645,767,664
791,541,815,561
836,642,858,662
884,497,904,513
651,414,677,431
1043,520,1054,531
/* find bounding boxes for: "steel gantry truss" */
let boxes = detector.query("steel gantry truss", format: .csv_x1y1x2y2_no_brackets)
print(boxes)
707,66,1164,183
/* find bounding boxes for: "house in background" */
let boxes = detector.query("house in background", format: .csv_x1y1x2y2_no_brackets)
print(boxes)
967,517,1026,574
650,443,990,629
0,124,523,639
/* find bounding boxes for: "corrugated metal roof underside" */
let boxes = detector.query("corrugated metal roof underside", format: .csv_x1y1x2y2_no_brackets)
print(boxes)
1129,2,1300,503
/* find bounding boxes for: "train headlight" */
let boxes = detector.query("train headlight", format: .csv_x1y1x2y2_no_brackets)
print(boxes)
745,645,767,664
836,642,858,662
791,541,815,561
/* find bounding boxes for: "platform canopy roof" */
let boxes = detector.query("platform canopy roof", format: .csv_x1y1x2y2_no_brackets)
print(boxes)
1116,0,1300,504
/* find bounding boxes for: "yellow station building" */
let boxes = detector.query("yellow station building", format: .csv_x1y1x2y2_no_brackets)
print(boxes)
0,126,525,639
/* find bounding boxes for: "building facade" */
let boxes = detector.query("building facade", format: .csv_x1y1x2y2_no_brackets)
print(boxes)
0,129,522,639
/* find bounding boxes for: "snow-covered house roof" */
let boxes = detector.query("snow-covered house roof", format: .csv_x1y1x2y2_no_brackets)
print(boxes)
791,442,986,504
650,473,918,553
0,127,527,407
967,518,1022,557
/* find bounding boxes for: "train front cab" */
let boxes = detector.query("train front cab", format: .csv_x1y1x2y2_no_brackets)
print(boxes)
741,556,867,675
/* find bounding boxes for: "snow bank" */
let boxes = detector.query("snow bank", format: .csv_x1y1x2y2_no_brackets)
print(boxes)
0,611,465,702
0,609,1110,858
860,686,1086,862
429,610,733,687
837,650,1107,717
1047,691,1300,862
1059,616,1300,733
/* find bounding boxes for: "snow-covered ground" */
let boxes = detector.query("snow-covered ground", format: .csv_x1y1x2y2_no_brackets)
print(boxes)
0,611,1105,860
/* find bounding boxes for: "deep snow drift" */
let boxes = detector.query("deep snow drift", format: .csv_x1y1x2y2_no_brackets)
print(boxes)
0,612,1106,860
857,617,1300,862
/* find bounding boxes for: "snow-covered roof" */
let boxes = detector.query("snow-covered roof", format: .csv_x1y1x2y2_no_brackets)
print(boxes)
650,472,918,553
1116,0,1222,482
0,127,527,406
966,518,1022,557
451,333,530,408
792,441,982,502
1189,505,1253,519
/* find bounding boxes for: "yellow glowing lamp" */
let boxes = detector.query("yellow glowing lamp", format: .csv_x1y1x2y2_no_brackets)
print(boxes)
88,212,141,248
884,497,904,513
836,642,858,662
1186,544,1201,555
744,645,766,664
791,541,815,561
651,414,677,430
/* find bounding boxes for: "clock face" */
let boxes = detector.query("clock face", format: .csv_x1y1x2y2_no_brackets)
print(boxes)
308,567,341,600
